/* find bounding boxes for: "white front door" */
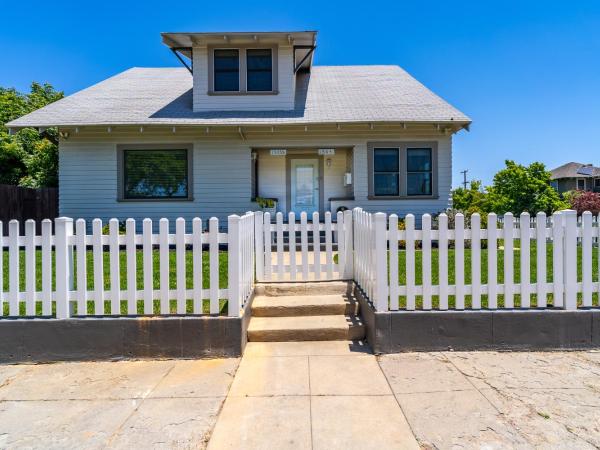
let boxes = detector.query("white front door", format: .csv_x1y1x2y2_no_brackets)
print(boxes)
290,159,319,215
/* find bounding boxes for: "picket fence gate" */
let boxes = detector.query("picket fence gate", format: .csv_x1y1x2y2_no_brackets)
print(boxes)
254,210,353,282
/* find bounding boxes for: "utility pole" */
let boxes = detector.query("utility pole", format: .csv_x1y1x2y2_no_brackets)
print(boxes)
460,169,468,189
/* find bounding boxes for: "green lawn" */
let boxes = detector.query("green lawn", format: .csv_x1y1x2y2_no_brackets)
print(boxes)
393,245,599,309
1,249,229,316
2,244,599,316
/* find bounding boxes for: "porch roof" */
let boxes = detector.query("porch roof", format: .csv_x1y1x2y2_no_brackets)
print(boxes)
7,65,471,130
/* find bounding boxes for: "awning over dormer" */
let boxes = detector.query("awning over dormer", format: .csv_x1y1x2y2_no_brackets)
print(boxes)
161,30,317,74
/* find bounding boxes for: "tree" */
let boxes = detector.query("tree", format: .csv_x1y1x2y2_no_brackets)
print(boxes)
451,180,489,213
0,82,63,188
486,160,567,215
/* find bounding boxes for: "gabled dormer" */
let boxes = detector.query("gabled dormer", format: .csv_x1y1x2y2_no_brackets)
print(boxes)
161,31,317,112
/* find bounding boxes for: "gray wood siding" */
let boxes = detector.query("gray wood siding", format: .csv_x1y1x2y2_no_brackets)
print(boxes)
59,136,253,229
59,128,453,227
192,45,295,112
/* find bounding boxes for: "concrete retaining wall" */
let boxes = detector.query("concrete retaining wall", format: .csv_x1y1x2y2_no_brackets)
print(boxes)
0,295,255,363
355,286,600,353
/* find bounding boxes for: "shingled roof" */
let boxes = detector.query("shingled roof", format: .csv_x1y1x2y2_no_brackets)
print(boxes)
7,65,471,129
550,162,600,179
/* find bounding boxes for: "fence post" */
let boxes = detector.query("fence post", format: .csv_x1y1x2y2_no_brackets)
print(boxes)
254,211,264,282
563,209,578,310
374,212,388,311
55,217,73,319
228,215,241,317
343,209,354,279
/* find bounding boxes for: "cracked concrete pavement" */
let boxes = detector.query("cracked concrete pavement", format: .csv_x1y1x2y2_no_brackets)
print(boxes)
0,349,599,449
0,358,239,449
378,350,600,449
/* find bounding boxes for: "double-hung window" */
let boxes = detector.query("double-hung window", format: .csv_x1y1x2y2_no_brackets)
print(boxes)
246,49,273,91
406,148,433,196
214,49,240,92
369,142,436,198
373,149,400,196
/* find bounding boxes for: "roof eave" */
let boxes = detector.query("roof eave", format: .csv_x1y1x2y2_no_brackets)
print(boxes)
6,119,471,134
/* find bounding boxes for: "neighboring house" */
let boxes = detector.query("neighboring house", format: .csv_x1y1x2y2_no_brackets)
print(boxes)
7,30,470,227
550,162,600,194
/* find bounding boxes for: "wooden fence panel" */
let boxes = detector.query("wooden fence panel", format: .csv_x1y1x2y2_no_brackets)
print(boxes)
0,185,58,236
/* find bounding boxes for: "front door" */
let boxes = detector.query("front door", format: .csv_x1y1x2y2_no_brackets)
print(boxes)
290,159,319,215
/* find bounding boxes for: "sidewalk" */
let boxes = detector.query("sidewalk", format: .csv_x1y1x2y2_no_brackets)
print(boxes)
0,358,239,449
1,348,599,448
207,341,420,450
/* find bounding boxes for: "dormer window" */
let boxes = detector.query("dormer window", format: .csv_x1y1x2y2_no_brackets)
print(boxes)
247,49,272,91
209,47,277,94
214,49,240,92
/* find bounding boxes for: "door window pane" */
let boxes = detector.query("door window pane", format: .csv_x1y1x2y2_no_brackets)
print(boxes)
214,49,239,91
407,148,432,195
295,166,314,206
124,149,188,199
578,179,586,190
247,49,272,91
373,148,399,196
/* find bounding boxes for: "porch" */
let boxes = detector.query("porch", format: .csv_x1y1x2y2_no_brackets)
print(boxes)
251,147,355,216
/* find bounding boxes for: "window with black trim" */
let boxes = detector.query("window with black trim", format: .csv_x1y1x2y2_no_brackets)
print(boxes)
123,149,189,199
247,49,272,91
373,148,399,196
214,49,240,92
407,148,432,196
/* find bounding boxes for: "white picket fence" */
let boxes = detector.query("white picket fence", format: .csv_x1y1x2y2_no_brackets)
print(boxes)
354,208,599,312
2,207,599,320
255,210,354,282
0,212,255,318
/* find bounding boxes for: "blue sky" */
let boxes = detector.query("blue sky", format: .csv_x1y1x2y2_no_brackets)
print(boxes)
1,0,599,186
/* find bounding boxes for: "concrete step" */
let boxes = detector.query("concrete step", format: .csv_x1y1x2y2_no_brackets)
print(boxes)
247,315,365,342
252,294,356,317
254,281,352,297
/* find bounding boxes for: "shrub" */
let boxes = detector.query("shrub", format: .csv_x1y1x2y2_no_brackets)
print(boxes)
434,208,489,230
255,197,276,209
568,190,600,216
101,220,126,235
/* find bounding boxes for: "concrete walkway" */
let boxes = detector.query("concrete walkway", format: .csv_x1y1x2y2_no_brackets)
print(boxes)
207,341,419,450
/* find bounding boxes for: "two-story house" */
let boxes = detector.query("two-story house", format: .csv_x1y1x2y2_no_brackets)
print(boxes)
7,30,471,227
